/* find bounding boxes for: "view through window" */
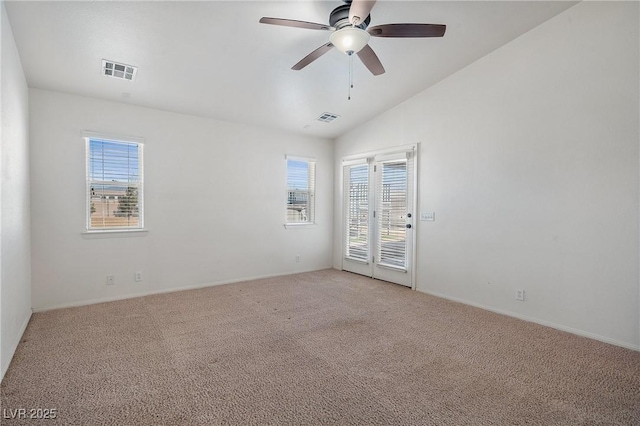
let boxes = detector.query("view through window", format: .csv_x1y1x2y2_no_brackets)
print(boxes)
286,157,316,224
87,137,143,230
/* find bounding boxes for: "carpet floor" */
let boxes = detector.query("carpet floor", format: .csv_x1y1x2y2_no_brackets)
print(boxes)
1,269,638,425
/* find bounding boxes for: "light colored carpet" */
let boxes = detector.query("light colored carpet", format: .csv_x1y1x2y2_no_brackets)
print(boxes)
1,269,638,425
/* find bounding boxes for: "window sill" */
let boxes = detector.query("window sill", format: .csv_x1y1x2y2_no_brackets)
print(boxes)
82,229,148,239
284,223,317,229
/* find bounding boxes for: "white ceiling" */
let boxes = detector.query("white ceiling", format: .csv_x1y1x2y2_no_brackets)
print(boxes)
5,1,577,139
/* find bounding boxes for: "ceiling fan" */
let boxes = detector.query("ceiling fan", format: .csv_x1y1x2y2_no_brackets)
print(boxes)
259,0,446,76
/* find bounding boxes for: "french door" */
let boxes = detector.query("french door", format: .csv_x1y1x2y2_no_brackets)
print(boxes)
342,148,416,287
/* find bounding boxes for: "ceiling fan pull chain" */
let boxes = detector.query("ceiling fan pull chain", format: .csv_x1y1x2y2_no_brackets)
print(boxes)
351,53,354,90
348,52,354,100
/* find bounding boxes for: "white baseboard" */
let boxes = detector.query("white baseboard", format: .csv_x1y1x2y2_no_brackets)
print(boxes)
29,269,638,352
32,267,332,313
417,288,639,352
1,309,32,383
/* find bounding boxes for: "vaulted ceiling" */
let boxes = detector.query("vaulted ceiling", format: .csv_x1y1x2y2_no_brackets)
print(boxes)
5,1,577,139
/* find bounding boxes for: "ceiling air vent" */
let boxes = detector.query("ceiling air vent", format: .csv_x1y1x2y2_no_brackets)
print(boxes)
102,60,137,81
317,112,340,123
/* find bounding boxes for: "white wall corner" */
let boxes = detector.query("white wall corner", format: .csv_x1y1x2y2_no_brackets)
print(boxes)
0,310,31,382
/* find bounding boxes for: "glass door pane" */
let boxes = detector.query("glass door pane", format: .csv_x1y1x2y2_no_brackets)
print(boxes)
345,164,369,262
375,159,408,270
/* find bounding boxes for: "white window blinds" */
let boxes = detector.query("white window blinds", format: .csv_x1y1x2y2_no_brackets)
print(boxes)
286,156,316,224
344,162,369,262
375,156,410,269
86,137,144,230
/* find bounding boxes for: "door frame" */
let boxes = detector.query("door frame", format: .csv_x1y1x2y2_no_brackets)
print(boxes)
340,143,419,290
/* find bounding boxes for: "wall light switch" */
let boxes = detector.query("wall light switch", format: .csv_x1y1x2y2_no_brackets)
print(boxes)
420,212,435,221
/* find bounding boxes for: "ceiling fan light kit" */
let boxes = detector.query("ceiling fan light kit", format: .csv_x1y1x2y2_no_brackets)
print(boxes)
329,27,370,54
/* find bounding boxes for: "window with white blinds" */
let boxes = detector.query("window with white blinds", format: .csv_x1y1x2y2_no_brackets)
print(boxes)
286,156,316,224
376,158,409,269
86,136,144,231
344,162,369,262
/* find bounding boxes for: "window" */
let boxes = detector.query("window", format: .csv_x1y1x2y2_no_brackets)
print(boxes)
286,156,316,224
86,135,144,231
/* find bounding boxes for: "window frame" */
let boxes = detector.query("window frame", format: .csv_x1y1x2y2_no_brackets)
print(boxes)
84,132,145,234
285,155,317,227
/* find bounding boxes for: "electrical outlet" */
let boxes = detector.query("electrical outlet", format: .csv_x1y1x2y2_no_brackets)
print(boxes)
107,275,115,286
516,289,525,301
135,271,142,282
295,254,300,263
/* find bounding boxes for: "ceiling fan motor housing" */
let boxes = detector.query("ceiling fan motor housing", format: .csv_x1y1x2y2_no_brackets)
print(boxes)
330,4,370,30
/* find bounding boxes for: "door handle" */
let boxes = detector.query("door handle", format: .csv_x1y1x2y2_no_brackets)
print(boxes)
406,224,412,229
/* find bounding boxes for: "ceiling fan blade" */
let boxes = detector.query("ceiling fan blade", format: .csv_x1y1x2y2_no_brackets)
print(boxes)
368,23,446,38
292,42,335,70
357,44,385,76
259,17,331,31
349,0,377,26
